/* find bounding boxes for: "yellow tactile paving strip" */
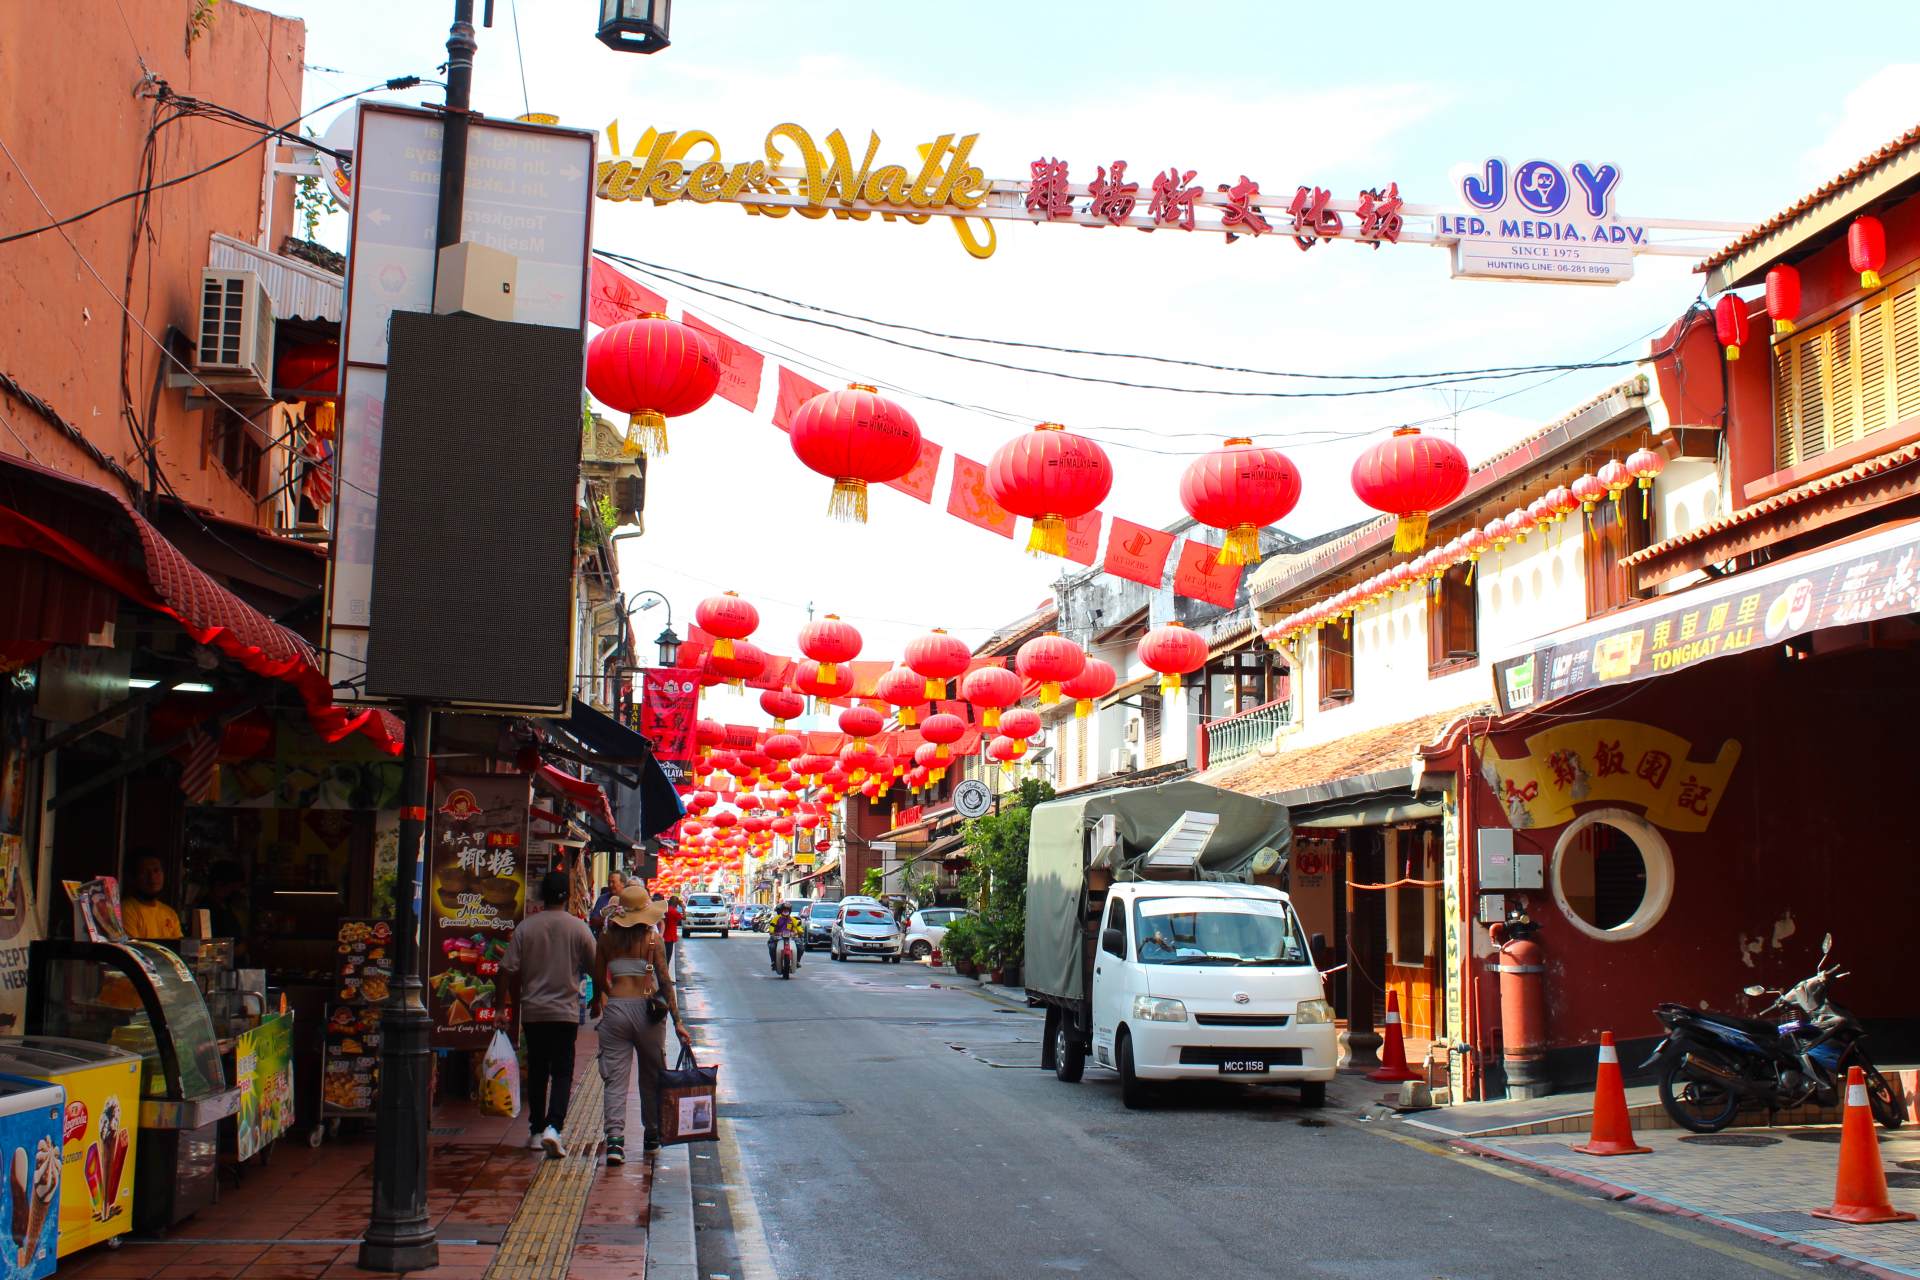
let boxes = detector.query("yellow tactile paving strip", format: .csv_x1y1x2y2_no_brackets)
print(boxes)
482,1070,607,1280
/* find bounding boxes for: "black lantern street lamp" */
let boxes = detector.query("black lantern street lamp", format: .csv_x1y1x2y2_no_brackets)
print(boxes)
655,625,681,668
597,0,671,53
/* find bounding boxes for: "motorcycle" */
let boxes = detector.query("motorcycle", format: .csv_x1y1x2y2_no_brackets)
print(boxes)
774,934,798,980
1644,933,1902,1133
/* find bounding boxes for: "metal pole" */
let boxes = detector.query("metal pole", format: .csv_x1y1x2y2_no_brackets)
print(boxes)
434,0,476,256
361,701,438,1272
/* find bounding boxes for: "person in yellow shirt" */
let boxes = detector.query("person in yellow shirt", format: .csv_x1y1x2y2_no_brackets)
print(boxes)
120,852,181,941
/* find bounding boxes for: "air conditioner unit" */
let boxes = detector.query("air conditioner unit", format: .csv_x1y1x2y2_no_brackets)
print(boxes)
1107,747,1135,774
195,269,275,397
1124,717,1141,743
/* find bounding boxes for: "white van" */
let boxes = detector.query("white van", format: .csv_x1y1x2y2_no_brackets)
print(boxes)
1078,882,1336,1107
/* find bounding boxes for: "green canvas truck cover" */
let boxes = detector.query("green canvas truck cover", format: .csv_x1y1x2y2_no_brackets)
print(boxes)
1024,779,1291,1004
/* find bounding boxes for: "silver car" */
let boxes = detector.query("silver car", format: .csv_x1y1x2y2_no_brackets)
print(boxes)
904,907,971,961
831,899,904,963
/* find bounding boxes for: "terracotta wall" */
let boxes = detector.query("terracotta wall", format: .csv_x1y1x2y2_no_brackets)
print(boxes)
0,0,304,519
1460,642,1920,1089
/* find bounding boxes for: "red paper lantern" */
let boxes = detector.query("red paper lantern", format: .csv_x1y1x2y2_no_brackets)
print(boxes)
741,815,769,835
1014,632,1086,706
986,423,1114,557
1571,473,1607,513
1505,506,1536,545
763,732,803,762
694,720,727,755
797,613,862,682
758,689,805,728
1000,708,1041,755
695,592,758,660
1848,215,1886,289
1179,437,1302,565
1625,446,1666,518
874,667,928,726
1713,294,1750,362
1060,657,1117,719
1597,459,1632,509
585,314,721,455
815,840,833,854
710,811,738,830
1765,264,1801,336
771,816,796,836
821,767,851,794
711,639,766,689
791,659,856,706
1138,620,1208,697
905,628,972,699
906,766,930,791
1351,427,1470,553
913,743,940,769
1545,485,1578,524
689,790,716,811
837,705,883,739
920,712,966,761
788,384,923,523
961,665,1022,729
986,734,1022,771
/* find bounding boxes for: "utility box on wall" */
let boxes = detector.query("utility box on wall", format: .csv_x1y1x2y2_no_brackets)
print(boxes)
1478,828,1543,890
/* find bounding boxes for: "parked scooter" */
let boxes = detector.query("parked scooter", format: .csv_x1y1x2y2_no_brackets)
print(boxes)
1644,933,1902,1133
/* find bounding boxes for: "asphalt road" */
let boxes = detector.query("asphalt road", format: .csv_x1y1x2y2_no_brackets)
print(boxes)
675,932,1823,1280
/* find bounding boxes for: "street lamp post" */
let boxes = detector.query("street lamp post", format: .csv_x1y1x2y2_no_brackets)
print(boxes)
615,590,678,716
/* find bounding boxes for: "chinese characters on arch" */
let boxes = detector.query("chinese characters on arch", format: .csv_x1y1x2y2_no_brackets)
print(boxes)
1480,719,1740,833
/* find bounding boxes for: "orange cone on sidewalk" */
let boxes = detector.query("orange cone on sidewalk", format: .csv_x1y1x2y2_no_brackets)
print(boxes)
1367,990,1421,1083
1812,1066,1916,1224
1572,1031,1650,1156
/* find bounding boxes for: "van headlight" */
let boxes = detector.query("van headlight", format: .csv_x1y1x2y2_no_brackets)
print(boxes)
1294,999,1334,1025
1132,996,1188,1023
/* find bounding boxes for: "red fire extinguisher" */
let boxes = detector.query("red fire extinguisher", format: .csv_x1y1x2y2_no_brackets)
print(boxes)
1490,914,1548,1097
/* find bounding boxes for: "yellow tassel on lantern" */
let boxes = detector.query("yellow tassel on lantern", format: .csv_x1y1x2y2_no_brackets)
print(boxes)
828,478,869,523
1074,698,1092,719
712,638,735,659
624,409,668,456
1217,523,1262,566
868,791,882,807
934,745,950,761
1039,683,1061,705
310,400,336,439
899,706,917,726
923,677,945,700
1862,269,1883,289
982,707,1001,729
1465,556,1479,586
1027,515,1067,558
1775,318,1796,336
931,766,946,784
819,662,837,683
1393,512,1430,553
1159,673,1182,697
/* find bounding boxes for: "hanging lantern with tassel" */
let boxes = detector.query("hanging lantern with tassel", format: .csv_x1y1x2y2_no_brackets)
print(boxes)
1765,264,1801,335
1138,621,1208,698
961,665,1022,729
758,689,805,729
1597,459,1633,511
875,666,928,726
787,384,923,523
1060,657,1117,719
1625,447,1666,518
1179,437,1302,565
694,592,758,660
1014,632,1086,706
1713,294,1750,361
986,423,1114,558
1351,427,1470,553
797,613,862,684
905,628,971,700
1849,215,1886,289
585,314,721,455
919,713,966,764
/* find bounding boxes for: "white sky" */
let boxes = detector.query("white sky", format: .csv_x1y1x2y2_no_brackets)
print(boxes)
271,2,1919,727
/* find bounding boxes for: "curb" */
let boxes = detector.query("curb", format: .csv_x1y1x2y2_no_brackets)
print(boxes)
643,1144,698,1280
1446,1136,1916,1280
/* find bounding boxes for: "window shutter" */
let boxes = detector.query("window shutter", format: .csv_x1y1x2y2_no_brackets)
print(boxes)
1773,272,1920,471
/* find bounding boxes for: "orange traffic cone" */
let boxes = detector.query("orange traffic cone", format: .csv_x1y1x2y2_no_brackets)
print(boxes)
1367,990,1421,1083
1812,1066,1916,1224
1572,1032,1650,1156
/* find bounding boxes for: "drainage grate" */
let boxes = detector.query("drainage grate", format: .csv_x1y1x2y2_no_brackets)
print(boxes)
1679,1133,1780,1147
1788,1130,1844,1143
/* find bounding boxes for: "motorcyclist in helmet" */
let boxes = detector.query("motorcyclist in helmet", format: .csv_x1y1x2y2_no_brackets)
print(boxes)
768,902,804,971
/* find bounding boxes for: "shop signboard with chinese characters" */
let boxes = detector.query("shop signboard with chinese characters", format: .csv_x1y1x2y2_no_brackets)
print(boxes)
426,775,529,1048
1480,719,1740,833
1495,520,1920,714
593,121,1748,271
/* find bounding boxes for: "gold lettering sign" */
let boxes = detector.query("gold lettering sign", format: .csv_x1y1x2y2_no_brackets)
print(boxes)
596,122,998,259
1479,719,1739,833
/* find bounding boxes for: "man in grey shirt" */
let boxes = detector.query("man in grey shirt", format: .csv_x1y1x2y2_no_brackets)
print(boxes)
503,870,596,1157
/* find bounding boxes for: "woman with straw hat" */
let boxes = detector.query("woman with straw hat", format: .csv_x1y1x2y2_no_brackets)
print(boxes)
590,886,691,1164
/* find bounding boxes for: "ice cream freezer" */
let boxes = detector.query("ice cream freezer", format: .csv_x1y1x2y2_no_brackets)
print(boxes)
0,1075,63,1278
21,940,240,1236
0,1045,138,1261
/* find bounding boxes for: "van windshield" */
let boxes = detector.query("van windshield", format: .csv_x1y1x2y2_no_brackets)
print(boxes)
1131,897,1309,967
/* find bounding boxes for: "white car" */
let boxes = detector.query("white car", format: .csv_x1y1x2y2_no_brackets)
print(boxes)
831,899,904,962
904,907,971,961
682,892,730,937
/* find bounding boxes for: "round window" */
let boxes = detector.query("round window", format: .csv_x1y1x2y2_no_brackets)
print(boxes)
1550,808,1673,941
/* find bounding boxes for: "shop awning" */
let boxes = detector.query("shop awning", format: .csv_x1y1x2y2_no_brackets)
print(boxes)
208,233,342,323
532,763,619,834
561,698,652,763
549,700,682,841
0,455,400,754
791,858,841,886
1491,517,1920,714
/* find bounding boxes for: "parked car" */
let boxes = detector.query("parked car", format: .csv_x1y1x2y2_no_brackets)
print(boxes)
803,901,841,949
683,892,730,937
832,900,904,963
905,907,972,961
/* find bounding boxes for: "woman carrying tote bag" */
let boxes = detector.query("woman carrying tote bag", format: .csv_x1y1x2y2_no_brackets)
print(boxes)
590,886,691,1164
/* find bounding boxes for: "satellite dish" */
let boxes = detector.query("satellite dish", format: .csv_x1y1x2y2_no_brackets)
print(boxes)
315,106,358,207
1250,847,1280,876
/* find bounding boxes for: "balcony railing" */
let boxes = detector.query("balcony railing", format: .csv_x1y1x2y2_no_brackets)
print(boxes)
1201,697,1293,770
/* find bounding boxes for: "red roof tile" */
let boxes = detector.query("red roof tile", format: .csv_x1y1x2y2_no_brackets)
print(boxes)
1696,123,1920,273
1202,705,1485,799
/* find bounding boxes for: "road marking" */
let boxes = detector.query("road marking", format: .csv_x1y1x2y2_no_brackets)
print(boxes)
1354,1119,1816,1278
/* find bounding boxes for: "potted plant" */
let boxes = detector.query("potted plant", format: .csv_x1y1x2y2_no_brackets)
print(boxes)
943,915,980,978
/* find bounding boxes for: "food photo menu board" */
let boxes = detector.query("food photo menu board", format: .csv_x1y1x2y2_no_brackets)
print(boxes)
425,776,527,1049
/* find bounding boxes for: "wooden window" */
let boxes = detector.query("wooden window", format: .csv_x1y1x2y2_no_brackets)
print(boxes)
1318,625,1353,708
1584,496,1651,617
1426,563,1478,673
1141,696,1162,768
1073,716,1086,781
1773,269,1920,470
208,408,265,498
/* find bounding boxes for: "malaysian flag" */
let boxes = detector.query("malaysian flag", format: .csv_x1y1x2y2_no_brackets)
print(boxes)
300,434,334,510
174,728,219,804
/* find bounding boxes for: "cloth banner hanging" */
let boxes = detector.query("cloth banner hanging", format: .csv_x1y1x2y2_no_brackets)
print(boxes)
947,455,1016,539
639,668,701,783
1173,537,1244,607
883,438,943,504
680,313,764,412
1102,516,1176,588
1063,510,1103,567
771,367,828,431
588,258,668,328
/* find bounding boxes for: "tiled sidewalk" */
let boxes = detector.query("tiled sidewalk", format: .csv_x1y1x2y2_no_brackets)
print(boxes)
1467,1125,1920,1277
58,1027,658,1279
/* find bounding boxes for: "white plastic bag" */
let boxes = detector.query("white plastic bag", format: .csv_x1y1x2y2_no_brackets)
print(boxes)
478,1029,522,1119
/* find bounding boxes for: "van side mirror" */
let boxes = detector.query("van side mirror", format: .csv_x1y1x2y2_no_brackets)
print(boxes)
1311,932,1328,957
1101,928,1126,958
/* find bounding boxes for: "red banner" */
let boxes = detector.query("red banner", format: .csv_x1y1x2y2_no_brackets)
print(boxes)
883,437,943,504
1103,516,1175,587
588,258,667,328
1173,537,1243,607
639,668,701,785
771,367,828,431
681,313,764,412
947,454,1016,539
1063,510,1103,566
